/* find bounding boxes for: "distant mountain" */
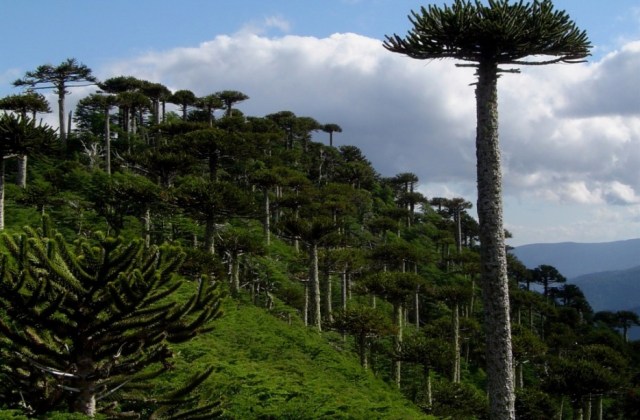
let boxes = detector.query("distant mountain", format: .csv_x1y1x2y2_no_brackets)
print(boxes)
511,238,640,279
570,265,640,312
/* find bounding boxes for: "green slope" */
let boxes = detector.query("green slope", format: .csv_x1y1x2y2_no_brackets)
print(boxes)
170,300,430,419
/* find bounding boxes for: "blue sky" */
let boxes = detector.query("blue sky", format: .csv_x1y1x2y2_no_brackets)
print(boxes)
2,0,640,246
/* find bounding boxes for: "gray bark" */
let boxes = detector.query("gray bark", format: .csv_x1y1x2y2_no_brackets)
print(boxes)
309,243,321,331
104,107,111,175
594,395,602,420
143,208,151,248
453,302,461,383
17,155,27,188
205,218,215,254
73,355,96,417
263,189,271,245
392,304,403,387
231,251,240,295
58,91,66,143
476,61,515,419
341,269,348,310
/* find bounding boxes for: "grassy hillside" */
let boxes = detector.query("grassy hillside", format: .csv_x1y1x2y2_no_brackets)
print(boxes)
166,298,430,419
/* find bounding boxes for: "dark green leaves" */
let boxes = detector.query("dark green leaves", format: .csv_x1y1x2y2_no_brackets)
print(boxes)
384,0,591,65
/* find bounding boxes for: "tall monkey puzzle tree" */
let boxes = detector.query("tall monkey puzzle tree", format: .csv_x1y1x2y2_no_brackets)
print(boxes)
14,58,97,144
384,1,590,418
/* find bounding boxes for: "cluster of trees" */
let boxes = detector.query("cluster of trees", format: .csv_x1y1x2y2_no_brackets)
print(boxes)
1,54,639,419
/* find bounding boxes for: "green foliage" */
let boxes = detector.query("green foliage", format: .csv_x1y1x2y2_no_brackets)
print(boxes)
0,219,223,417
430,379,488,419
383,0,590,65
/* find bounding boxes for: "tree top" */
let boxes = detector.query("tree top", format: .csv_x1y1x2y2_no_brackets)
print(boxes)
383,0,591,66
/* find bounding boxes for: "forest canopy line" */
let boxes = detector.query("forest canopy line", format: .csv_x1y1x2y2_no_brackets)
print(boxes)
1,2,639,419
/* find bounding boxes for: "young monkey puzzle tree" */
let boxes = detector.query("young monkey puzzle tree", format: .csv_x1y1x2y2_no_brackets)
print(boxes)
384,2,590,418
0,219,223,418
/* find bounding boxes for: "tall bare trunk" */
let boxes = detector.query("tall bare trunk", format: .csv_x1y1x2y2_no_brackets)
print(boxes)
341,269,348,310
453,302,461,383
309,243,321,331
263,189,271,245
583,396,591,420
594,395,602,420
303,280,309,326
58,90,66,143
143,208,151,248
424,366,432,408
16,155,27,188
231,251,240,295
476,61,515,419
392,303,403,387
204,217,215,254
104,107,111,175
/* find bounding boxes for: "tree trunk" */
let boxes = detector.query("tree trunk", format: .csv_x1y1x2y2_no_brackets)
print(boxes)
263,189,271,245
323,265,333,323
104,106,111,175
476,60,515,419
303,280,309,326
231,251,240,295
16,155,27,188
204,217,215,254
341,269,348,310
392,303,403,388
358,334,368,369
415,290,420,330
58,89,66,143
143,207,151,248
583,395,591,420
73,355,96,417
309,243,321,331
453,302,461,383
424,366,433,408
594,395,603,420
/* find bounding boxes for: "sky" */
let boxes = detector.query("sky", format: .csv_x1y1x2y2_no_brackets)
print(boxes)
1,0,640,246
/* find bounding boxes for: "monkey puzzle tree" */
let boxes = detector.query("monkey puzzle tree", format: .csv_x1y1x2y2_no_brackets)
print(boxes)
384,2,590,417
14,58,97,144
216,90,249,118
170,90,197,121
0,92,51,187
322,123,342,147
0,114,56,230
76,93,118,174
196,94,224,127
0,220,223,417
531,264,566,298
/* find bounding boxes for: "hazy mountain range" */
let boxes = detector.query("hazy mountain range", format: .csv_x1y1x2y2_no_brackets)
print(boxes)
512,238,640,339
511,238,640,312
511,238,640,279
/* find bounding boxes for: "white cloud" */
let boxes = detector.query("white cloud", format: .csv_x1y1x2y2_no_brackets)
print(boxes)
237,15,291,36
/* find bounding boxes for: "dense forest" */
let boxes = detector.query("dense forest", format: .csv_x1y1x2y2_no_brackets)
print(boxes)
0,54,639,420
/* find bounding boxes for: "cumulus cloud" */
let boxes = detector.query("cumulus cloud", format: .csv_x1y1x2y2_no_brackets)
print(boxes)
75,32,640,241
